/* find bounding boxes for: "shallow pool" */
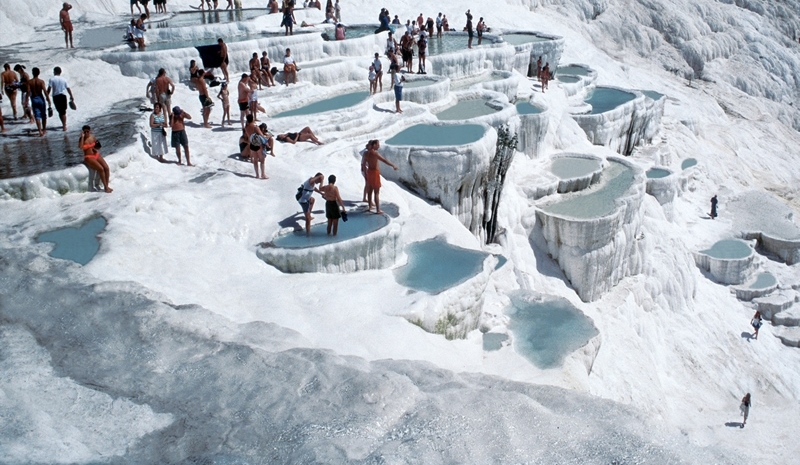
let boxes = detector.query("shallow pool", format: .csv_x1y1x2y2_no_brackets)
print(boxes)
0,99,140,180
549,157,602,180
436,99,498,121
321,26,376,41
80,25,128,48
507,293,598,369
151,9,266,28
483,332,508,351
425,34,483,55
273,91,370,118
646,168,671,179
394,237,488,294
386,123,485,146
451,72,506,90
642,90,664,100
542,161,634,219
516,102,543,115
501,33,552,45
403,79,437,89
585,87,636,115
142,32,276,51
700,239,752,260
557,65,590,76
681,158,697,170
36,217,106,265
749,272,777,289
556,75,580,84
270,210,388,249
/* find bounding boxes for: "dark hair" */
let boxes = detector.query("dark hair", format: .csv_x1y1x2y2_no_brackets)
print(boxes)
32,67,40,77
82,125,91,132
328,175,336,184
140,14,147,18
158,68,166,76
315,172,323,178
218,38,224,43
246,114,254,123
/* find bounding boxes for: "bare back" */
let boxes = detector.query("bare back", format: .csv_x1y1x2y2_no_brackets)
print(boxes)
29,77,46,98
155,75,172,95
1,70,16,87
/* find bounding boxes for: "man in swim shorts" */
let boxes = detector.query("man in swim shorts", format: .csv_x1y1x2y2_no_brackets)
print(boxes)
361,140,397,214
237,73,251,128
28,67,50,136
170,106,192,165
465,9,474,49
298,172,324,234
192,69,214,128
218,38,230,82
2,64,18,119
155,68,175,124
60,3,74,49
46,66,75,131
319,174,346,235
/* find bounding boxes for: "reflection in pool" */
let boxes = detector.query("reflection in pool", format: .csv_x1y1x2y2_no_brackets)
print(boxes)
585,87,636,115
436,99,498,121
386,124,485,146
394,237,488,294
270,211,388,249
273,91,370,117
36,217,107,265
507,293,598,369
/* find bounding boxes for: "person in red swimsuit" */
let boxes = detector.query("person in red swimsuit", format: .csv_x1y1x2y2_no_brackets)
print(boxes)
360,139,397,214
60,3,74,49
79,125,112,193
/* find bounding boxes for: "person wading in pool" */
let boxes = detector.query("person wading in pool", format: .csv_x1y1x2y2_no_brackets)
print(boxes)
319,174,346,236
362,140,397,214
298,172,325,234
465,9,474,49
28,67,49,136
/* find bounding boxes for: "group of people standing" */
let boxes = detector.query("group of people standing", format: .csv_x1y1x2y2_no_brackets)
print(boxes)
1,63,75,136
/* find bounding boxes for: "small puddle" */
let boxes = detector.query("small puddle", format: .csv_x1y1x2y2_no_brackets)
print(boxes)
700,239,752,260
681,158,697,170
36,217,106,265
646,168,671,179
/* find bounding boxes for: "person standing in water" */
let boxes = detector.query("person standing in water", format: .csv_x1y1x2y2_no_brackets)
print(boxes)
28,67,49,137
46,66,75,132
319,174,346,235
79,125,112,193
465,9,474,49
740,393,751,428
1,64,18,120
710,195,718,219
362,139,397,214
59,3,74,49
298,172,325,234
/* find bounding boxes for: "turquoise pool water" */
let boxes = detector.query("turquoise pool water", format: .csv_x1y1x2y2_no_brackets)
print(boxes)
549,157,602,180
557,65,590,76
451,72,506,90
556,75,580,84
393,237,488,294
36,217,107,265
542,161,634,219
270,211,388,249
483,333,509,351
80,26,128,48
142,32,275,51
681,158,697,170
404,79,437,89
273,91,370,118
646,168,671,179
321,26,376,41
585,87,636,115
386,124,485,146
151,9,265,28
516,102,543,115
425,34,482,55
642,90,664,100
749,272,777,289
501,33,552,45
436,99,498,121
507,293,598,369
700,239,752,260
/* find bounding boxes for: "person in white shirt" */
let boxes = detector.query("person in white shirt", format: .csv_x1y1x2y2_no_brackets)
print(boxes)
46,66,74,131
372,52,383,92
283,48,298,85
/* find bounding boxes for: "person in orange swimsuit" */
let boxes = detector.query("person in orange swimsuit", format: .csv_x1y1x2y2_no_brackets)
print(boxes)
79,125,113,193
360,139,397,214
60,3,74,49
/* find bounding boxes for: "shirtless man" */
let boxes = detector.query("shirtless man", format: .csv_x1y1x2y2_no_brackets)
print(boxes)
60,3,74,49
170,106,192,165
2,64,18,119
465,10,474,49
236,73,251,128
249,52,262,90
260,51,275,87
218,38,230,82
155,68,175,124
399,31,414,73
319,175,346,235
192,69,213,128
361,139,397,214
28,67,50,137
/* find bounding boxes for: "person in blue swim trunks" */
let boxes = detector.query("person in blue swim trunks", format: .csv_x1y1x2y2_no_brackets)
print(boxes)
28,67,50,136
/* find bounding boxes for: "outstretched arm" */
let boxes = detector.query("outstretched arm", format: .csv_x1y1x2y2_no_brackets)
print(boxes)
377,153,398,170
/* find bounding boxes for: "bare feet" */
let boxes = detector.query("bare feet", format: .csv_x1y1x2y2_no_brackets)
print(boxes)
260,175,268,179
187,162,193,166
104,187,113,193
203,124,211,128
375,210,384,214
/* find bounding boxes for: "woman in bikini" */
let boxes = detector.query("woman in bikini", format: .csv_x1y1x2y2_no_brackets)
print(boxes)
276,126,323,145
79,125,113,193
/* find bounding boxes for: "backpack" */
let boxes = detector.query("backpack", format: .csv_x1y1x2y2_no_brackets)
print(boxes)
295,185,304,201
249,133,264,147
